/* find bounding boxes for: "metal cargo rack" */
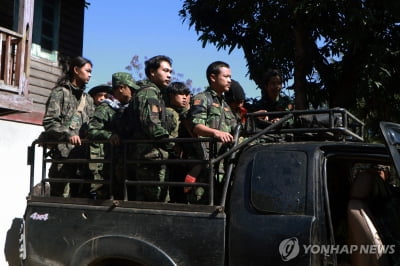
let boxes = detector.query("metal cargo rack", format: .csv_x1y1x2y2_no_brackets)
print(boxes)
26,108,364,208
245,107,365,142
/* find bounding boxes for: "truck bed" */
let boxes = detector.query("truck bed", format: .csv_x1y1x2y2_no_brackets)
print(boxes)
22,197,226,266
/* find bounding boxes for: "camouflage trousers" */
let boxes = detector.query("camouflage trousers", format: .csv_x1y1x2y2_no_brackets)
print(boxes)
185,141,229,204
185,161,225,204
131,146,170,202
134,164,169,202
48,145,92,198
88,143,105,196
48,162,91,198
91,145,131,200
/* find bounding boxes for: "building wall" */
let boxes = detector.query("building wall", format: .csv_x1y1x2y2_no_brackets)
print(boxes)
0,0,87,264
59,0,85,57
25,0,86,117
0,0,85,125
28,57,62,114
0,120,43,265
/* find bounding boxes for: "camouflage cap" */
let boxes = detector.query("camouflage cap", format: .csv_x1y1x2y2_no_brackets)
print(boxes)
88,84,112,97
112,72,140,90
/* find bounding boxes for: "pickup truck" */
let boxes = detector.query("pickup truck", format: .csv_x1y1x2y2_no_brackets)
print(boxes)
19,108,400,266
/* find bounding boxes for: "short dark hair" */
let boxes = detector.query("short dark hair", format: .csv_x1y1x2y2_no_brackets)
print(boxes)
262,69,282,85
225,79,245,103
206,61,230,84
144,55,173,78
167,81,191,95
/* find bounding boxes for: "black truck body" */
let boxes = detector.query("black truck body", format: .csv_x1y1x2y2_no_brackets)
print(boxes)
19,109,400,265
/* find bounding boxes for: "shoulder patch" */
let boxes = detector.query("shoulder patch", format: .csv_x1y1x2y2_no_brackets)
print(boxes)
193,99,202,105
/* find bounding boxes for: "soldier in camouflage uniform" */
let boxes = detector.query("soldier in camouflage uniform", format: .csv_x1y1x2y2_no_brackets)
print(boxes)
130,55,174,202
42,56,95,197
186,61,237,203
164,81,191,138
87,73,139,199
89,84,112,105
246,69,294,129
248,69,293,114
164,81,192,202
87,84,112,197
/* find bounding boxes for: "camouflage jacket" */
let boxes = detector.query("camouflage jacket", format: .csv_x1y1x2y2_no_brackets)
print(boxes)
43,81,94,140
87,99,120,140
127,81,173,158
132,81,170,139
189,87,237,134
164,105,191,138
165,107,180,138
42,82,94,158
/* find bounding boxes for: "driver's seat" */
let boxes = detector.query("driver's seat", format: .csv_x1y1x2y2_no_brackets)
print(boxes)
347,171,389,266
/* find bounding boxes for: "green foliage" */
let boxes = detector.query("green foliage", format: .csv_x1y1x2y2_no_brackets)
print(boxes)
180,0,400,139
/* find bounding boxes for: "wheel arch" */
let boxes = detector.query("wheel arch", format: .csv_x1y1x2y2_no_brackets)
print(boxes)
69,235,176,266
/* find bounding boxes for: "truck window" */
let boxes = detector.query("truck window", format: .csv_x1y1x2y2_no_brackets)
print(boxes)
250,150,307,214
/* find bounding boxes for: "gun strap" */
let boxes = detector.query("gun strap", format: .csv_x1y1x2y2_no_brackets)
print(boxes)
205,91,225,130
76,94,86,113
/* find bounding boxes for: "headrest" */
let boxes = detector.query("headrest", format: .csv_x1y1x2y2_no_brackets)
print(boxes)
349,171,374,200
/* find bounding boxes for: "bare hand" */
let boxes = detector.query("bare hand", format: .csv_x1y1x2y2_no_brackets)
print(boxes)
213,130,233,143
255,109,269,121
69,135,81,145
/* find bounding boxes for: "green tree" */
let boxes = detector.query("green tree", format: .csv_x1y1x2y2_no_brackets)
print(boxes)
179,0,400,139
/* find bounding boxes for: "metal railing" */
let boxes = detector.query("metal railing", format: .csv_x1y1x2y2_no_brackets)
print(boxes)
28,136,236,207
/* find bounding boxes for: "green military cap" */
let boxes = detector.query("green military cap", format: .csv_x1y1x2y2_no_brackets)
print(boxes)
112,72,140,90
88,84,112,97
